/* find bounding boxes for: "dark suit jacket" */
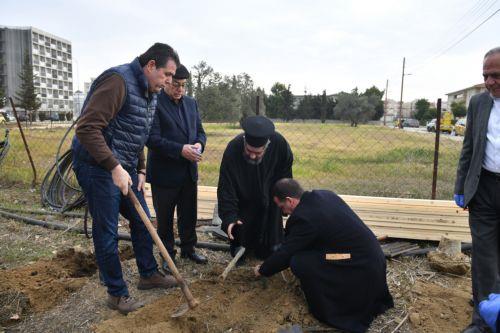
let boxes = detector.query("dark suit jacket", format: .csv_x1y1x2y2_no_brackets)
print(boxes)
259,190,385,277
455,92,494,206
146,91,206,188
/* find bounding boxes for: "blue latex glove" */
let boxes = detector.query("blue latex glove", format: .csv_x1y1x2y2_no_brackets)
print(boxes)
479,293,500,333
454,194,464,208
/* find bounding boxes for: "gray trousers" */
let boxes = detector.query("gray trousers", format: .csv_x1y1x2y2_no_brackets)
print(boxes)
468,169,500,328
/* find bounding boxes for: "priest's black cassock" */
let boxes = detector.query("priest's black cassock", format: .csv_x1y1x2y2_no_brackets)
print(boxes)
217,132,293,258
259,190,394,333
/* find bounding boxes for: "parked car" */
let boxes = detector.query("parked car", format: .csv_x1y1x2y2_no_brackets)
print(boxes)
48,112,60,121
15,113,28,122
4,113,15,122
426,119,436,132
454,117,467,136
402,118,420,128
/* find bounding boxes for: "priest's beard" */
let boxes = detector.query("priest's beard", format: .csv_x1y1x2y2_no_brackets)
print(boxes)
243,153,263,165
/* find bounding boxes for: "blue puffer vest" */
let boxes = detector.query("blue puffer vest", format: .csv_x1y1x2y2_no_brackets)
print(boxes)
72,58,157,171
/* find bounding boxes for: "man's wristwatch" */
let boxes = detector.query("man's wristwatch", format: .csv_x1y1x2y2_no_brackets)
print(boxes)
137,170,146,176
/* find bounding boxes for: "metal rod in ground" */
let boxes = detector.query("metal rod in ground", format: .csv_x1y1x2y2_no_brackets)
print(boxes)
9,97,37,187
431,98,442,199
221,246,246,280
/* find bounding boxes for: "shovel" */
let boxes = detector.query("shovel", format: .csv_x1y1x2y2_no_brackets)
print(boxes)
127,187,199,317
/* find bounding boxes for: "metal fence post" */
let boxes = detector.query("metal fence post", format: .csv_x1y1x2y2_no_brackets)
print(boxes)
431,98,442,199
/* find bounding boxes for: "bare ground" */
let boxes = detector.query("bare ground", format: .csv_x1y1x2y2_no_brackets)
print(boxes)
0,186,474,333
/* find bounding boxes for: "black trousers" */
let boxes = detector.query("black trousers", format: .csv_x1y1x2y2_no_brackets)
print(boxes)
468,169,500,327
151,179,198,257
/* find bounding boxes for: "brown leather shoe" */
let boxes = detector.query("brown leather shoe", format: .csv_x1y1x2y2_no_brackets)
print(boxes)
106,295,144,315
137,271,177,290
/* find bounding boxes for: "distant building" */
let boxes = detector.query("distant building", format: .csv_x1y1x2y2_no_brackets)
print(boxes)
383,99,414,122
446,83,487,108
83,78,95,95
73,90,86,119
0,25,73,118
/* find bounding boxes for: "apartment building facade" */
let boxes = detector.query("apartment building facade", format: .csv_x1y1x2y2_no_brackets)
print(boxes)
0,26,73,118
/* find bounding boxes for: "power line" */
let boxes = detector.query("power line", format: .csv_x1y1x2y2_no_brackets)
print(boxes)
432,8,499,60
408,6,500,72
413,0,491,62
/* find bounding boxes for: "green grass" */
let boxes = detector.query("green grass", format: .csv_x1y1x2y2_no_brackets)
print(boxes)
0,122,462,200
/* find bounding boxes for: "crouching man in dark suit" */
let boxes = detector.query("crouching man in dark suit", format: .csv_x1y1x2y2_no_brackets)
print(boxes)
146,64,207,271
254,178,393,333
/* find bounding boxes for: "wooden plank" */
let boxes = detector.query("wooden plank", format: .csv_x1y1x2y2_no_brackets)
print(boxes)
144,185,472,242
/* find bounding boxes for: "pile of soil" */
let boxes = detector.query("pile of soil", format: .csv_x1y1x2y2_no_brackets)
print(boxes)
95,266,319,333
409,280,472,333
427,250,470,275
0,247,97,325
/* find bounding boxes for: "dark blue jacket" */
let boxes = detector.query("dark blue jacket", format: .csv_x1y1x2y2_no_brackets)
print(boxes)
72,58,156,171
146,91,206,187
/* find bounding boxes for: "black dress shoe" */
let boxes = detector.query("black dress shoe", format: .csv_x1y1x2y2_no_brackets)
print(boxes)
181,251,208,264
461,323,489,333
161,257,176,275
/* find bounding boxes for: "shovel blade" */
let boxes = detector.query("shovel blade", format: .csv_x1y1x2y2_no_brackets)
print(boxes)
171,303,189,318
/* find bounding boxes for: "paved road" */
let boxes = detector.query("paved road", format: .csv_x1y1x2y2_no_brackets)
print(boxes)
399,126,464,142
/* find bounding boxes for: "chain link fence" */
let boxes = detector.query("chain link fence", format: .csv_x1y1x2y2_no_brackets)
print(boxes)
0,117,462,201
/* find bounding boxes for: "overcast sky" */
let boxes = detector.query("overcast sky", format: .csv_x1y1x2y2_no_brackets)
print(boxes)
1,0,499,102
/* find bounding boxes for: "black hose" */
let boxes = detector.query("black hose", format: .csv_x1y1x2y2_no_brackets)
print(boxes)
0,209,230,251
0,205,85,217
400,243,472,256
40,149,85,212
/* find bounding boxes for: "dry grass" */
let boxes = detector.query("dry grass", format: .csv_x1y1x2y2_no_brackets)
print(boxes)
0,122,462,199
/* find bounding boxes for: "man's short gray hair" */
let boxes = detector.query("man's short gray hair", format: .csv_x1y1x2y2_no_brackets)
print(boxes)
484,47,500,58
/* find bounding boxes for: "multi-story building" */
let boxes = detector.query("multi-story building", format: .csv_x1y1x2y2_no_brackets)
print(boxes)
0,25,73,119
446,83,487,108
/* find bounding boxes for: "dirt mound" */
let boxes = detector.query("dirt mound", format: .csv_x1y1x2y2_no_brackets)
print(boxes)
409,280,472,333
95,266,318,333
0,247,97,325
427,251,470,275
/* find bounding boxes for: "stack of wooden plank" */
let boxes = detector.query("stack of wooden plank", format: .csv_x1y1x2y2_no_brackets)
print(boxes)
144,185,471,243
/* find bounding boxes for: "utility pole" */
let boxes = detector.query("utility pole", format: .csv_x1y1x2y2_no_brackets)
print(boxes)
399,57,405,129
384,79,388,126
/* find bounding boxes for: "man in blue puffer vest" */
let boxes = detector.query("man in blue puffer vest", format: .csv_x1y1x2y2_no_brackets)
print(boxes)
72,43,180,314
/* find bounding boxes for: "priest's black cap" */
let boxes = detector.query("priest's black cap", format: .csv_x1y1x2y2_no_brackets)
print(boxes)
173,64,190,80
241,116,275,147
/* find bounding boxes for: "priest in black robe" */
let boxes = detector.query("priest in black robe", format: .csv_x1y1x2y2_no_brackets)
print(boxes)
217,116,293,259
255,178,393,333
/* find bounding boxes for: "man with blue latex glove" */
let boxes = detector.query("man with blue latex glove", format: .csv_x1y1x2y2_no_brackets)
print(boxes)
455,46,500,333
479,293,500,332
454,194,465,208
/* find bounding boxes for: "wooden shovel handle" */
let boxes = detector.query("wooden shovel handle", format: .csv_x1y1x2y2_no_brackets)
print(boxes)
127,187,199,309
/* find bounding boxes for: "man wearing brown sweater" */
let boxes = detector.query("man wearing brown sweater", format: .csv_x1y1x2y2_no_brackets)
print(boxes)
72,43,180,314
